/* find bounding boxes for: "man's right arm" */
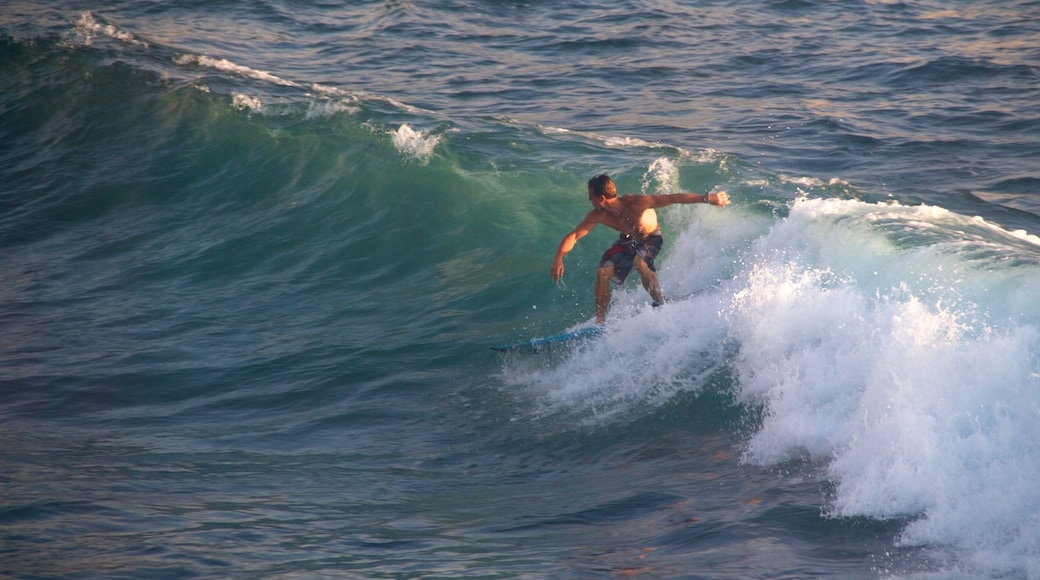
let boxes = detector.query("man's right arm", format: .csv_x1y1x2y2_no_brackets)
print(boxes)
551,214,598,281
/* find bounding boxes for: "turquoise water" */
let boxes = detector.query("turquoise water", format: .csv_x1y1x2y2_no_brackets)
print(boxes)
3,2,1040,577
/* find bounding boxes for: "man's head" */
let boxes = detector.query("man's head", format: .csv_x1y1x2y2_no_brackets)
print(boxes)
587,174,617,200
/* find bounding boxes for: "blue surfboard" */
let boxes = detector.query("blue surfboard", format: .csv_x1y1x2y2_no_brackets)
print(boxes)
490,325,603,352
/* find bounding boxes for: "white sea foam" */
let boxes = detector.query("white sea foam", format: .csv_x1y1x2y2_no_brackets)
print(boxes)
639,157,681,194
536,125,669,152
725,198,1040,574
778,174,850,189
509,194,1040,573
72,11,149,48
304,98,360,119
174,54,300,88
391,124,441,165
231,93,263,113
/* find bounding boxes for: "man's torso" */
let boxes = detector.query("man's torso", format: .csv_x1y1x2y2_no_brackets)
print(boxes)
595,196,660,239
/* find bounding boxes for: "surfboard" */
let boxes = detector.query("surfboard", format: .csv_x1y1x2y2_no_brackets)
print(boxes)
490,325,603,352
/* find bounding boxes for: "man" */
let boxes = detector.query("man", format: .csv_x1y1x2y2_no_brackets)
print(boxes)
550,174,729,324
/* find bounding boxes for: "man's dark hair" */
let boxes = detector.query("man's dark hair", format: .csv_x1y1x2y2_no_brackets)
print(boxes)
588,174,617,199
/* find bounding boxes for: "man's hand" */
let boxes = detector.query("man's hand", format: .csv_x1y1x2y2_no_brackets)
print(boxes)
550,258,564,282
707,191,730,207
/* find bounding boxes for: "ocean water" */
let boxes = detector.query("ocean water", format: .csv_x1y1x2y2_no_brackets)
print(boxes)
2,1,1040,578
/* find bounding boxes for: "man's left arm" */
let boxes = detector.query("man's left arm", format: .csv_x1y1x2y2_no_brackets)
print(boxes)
650,192,729,207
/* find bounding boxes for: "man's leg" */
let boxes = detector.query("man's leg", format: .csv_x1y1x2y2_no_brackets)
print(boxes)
595,265,614,324
633,256,664,305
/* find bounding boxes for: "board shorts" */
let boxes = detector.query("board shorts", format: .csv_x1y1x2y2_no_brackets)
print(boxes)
599,232,663,284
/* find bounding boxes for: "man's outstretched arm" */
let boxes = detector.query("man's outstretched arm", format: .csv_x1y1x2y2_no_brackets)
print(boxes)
649,191,729,208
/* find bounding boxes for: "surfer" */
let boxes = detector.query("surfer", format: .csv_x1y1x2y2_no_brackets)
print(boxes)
551,174,729,324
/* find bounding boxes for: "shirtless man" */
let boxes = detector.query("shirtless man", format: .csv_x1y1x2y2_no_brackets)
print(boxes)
551,174,729,324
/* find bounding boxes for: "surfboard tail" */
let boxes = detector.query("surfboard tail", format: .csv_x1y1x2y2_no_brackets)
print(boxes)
490,325,603,352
